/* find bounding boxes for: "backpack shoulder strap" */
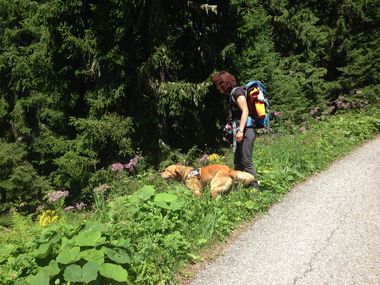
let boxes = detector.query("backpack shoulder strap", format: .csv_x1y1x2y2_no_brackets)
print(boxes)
230,86,254,117
230,86,247,104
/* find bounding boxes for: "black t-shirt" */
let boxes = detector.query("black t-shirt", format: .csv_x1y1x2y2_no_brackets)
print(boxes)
229,87,246,120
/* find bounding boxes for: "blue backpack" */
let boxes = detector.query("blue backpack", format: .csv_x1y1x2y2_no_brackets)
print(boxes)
245,80,270,129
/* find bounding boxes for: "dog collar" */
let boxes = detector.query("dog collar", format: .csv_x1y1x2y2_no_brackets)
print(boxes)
188,168,200,178
184,168,201,182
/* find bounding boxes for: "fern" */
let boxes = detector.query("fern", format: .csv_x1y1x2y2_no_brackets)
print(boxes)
8,210,37,245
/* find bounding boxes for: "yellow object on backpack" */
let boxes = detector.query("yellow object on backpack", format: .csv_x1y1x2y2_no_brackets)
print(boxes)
249,87,266,118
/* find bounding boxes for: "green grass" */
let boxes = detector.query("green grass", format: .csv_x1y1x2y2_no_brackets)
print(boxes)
1,108,379,285
255,108,380,193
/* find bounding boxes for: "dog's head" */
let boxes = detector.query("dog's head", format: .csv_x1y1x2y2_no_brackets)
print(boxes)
160,164,184,181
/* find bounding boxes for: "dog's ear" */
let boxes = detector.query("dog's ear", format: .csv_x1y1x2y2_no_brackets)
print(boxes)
175,164,187,177
174,164,181,173
168,165,180,175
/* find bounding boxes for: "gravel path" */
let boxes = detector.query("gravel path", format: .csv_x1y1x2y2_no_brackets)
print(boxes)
190,136,380,285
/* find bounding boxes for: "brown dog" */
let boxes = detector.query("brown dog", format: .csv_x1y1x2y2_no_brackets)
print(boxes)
160,164,254,198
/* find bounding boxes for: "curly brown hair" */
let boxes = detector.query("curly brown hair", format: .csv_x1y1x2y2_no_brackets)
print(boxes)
211,71,238,95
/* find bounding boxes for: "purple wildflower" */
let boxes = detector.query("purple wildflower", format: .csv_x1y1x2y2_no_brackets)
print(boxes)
64,206,75,212
124,155,142,173
75,202,87,210
47,190,69,203
111,163,125,171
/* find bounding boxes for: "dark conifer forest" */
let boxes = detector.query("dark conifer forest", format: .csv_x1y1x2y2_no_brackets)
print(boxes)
0,1,379,212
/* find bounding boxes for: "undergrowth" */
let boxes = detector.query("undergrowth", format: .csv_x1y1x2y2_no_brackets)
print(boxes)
0,108,379,285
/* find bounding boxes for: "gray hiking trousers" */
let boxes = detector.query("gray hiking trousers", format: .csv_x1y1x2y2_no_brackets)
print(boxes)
233,127,258,182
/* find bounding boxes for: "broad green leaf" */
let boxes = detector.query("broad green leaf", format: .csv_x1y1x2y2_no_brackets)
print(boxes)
36,231,61,244
154,199,171,210
26,270,49,285
169,200,184,210
63,264,81,283
81,248,105,265
104,247,131,264
56,246,81,264
130,185,155,203
49,233,62,244
63,262,98,283
154,192,183,210
40,260,60,277
99,263,129,282
61,236,75,248
35,232,52,244
82,262,99,283
35,243,51,259
74,230,105,247
138,185,156,200
155,192,177,203
63,224,81,239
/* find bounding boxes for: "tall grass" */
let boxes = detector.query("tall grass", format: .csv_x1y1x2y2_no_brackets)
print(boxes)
255,108,380,194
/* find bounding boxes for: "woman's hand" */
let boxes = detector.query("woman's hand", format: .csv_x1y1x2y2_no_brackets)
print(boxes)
236,130,244,142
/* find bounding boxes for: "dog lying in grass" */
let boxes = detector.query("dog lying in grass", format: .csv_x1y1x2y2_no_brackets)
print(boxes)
160,164,254,198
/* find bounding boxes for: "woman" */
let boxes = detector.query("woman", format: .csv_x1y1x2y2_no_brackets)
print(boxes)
212,71,259,189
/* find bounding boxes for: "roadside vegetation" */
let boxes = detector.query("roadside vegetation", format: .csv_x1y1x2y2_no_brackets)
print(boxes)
1,108,379,285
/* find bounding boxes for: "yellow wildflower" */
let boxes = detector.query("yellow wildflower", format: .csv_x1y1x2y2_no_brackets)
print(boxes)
38,210,59,227
208,153,221,163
